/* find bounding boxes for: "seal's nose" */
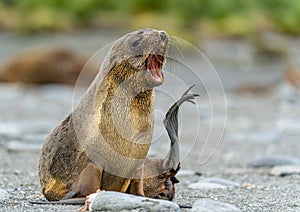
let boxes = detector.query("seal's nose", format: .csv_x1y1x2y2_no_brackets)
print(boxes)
160,31,167,41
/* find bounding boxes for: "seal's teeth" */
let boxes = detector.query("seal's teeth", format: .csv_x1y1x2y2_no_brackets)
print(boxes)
146,53,164,82
148,54,164,71
147,68,163,82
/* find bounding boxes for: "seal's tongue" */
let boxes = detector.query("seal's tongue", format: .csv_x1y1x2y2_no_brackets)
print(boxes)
147,54,163,82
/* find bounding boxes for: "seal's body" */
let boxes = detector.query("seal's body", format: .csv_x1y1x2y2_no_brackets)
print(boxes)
38,28,169,201
33,87,198,207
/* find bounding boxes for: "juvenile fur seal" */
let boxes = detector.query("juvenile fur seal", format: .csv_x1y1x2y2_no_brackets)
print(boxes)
0,48,96,85
38,28,170,201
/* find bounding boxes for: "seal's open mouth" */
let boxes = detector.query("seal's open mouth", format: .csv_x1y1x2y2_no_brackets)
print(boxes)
146,54,164,82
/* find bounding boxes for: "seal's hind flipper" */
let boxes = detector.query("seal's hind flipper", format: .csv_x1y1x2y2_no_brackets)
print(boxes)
162,85,199,172
29,197,86,205
62,190,77,200
163,85,199,140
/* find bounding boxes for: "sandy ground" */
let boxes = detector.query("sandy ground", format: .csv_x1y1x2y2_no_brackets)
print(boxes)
0,81,300,211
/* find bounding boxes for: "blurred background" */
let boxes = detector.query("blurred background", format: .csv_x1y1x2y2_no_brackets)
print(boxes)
1,0,300,37
1,0,300,88
1,2,300,210
1,0,300,146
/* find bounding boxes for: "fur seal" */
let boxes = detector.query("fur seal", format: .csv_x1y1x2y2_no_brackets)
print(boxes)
0,48,96,85
38,28,170,201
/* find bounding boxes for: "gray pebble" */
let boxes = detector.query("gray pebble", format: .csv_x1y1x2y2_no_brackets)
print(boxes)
0,122,21,137
231,131,280,143
188,182,227,190
176,169,195,177
191,198,241,212
270,165,300,176
277,118,300,135
249,155,300,168
88,191,181,211
200,177,240,187
0,188,9,201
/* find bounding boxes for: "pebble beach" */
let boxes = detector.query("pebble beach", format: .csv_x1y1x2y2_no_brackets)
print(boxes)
0,80,300,211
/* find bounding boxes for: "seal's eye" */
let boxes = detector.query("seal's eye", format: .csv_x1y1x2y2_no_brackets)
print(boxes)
132,37,142,47
132,41,139,47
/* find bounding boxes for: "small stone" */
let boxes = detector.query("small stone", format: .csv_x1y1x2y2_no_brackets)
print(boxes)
7,141,41,152
242,182,256,189
200,178,239,187
270,165,300,176
176,169,195,177
191,198,241,212
277,118,300,135
195,172,202,176
231,131,280,143
249,155,300,168
188,182,227,190
88,191,180,211
0,122,21,136
0,188,9,201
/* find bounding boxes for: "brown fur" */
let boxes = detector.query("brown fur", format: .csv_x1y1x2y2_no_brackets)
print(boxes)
285,65,300,88
142,160,180,200
33,86,199,207
38,28,169,201
0,48,98,85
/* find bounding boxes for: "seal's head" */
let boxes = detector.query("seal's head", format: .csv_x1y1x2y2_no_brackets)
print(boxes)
143,164,180,201
106,28,169,88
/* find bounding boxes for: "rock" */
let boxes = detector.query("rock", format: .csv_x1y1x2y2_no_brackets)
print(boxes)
231,131,280,143
0,121,53,137
0,122,21,137
270,165,300,176
191,199,241,212
176,169,195,177
0,188,9,201
88,191,180,212
7,141,41,152
200,178,239,187
277,119,300,135
242,182,256,189
249,155,300,168
188,182,226,190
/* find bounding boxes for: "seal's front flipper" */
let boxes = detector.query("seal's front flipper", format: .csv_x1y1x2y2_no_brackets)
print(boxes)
63,163,103,200
128,179,145,196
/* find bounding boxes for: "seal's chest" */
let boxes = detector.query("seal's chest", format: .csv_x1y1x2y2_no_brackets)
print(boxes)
128,103,154,133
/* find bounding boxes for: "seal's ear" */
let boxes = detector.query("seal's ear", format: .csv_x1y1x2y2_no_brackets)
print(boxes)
170,176,179,184
162,163,180,181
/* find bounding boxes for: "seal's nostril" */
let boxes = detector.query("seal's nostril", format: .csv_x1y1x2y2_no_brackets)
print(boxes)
160,32,167,41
